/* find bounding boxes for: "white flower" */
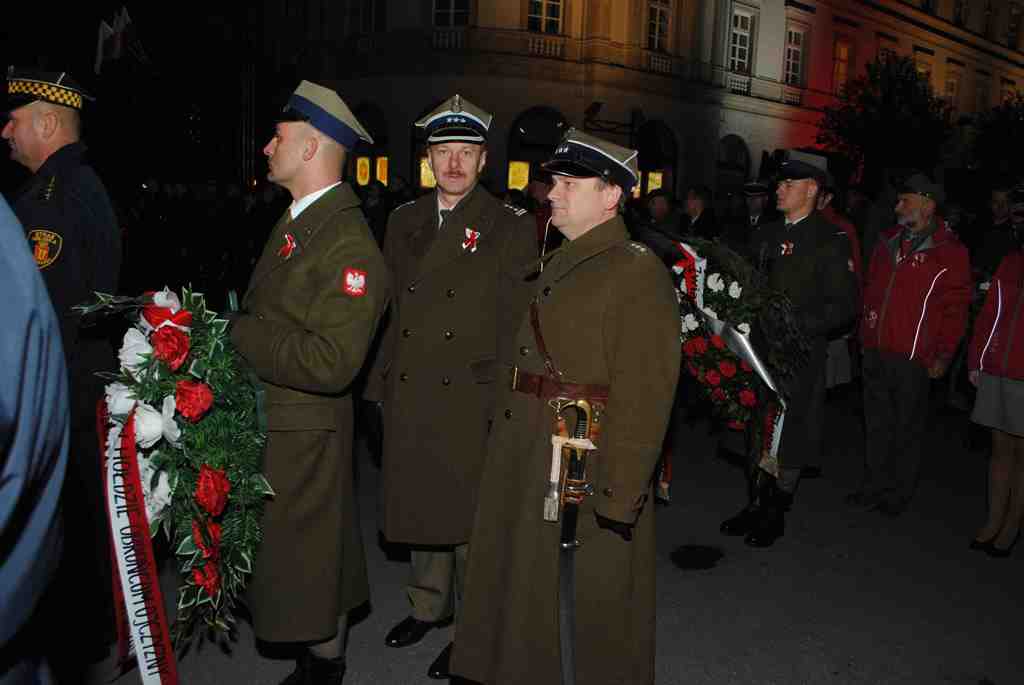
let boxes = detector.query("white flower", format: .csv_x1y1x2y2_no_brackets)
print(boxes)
105,382,136,415
135,402,165,449
152,287,181,313
119,328,152,378
138,456,173,523
703,306,718,321
737,323,751,336
683,314,700,331
729,281,742,299
162,395,182,447
707,273,725,292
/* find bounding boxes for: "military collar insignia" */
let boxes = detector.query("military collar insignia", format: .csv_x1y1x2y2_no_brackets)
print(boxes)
28,228,62,269
462,227,481,253
278,232,298,260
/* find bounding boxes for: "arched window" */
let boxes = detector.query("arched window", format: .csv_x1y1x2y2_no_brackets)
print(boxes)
716,134,750,217
636,120,678,197
506,106,569,190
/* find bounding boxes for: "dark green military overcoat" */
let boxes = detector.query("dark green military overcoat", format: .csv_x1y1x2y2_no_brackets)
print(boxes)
231,183,391,643
751,210,858,467
365,184,537,545
452,216,680,685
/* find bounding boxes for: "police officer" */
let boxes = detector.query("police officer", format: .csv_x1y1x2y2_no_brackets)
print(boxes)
229,80,391,685
720,152,859,547
3,67,122,674
363,94,536,679
451,129,680,685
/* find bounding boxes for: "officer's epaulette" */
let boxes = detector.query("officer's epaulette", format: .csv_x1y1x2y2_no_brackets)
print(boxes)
503,203,528,217
625,241,649,255
37,175,57,203
392,199,418,213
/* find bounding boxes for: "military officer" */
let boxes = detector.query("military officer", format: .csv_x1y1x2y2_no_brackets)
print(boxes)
363,94,536,679
3,67,122,675
229,80,391,685
451,129,680,685
720,152,859,547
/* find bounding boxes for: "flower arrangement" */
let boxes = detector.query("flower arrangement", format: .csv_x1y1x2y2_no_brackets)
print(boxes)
673,239,809,465
78,288,268,652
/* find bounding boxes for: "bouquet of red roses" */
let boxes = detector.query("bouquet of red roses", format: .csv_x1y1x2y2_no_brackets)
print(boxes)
78,287,268,673
672,239,809,470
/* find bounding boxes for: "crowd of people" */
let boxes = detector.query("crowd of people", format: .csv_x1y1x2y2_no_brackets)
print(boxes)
3,64,1024,685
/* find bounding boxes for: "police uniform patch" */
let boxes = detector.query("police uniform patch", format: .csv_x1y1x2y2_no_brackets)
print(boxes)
342,267,367,297
28,229,62,269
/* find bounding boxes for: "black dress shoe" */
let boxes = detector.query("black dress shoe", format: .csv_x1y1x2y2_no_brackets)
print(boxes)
720,505,761,536
428,642,452,680
280,651,347,685
969,537,994,552
385,615,446,648
986,536,1018,558
744,509,784,547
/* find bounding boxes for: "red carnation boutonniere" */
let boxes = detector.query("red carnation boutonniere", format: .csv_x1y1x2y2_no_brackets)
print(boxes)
278,233,297,259
462,228,480,253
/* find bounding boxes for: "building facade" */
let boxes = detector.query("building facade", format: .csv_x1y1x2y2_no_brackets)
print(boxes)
259,1,1024,205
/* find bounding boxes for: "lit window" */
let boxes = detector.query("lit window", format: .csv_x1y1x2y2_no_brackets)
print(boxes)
833,37,851,96
376,157,389,186
528,0,562,35
434,0,469,28
1003,80,1018,104
356,157,371,186
916,58,932,85
648,1,671,52
784,28,806,86
944,71,961,116
420,157,437,189
507,161,530,191
729,11,754,74
647,171,664,193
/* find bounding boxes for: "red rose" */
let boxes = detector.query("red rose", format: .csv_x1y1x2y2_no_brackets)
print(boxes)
191,519,222,560
727,420,746,431
711,335,726,350
176,380,214,423
739,389,757,407
682,340,695,358
711,387,727,402
195,464,231,517
192,561,220,597
705,369,721,387
142,293,193,330
719,360,737,378
692,337,709,355
151,326,191,371
740,360,753,373
686,362,699,377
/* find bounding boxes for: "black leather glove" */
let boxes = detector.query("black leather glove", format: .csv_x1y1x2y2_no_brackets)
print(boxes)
595,512,634,542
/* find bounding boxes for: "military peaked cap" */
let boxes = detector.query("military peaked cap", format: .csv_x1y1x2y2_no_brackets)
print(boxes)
415,94,492,144
6,67,93,113
279,80,373,148
777,150,829,186
542,128,639,192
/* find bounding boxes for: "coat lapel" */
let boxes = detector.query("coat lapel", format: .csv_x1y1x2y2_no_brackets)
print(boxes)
245,184,361,301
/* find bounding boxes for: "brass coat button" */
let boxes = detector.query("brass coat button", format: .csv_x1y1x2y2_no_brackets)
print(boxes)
399,372,409,382
504,409,512,419
442,377,451,386
602,487,614,497
407,284,416,293
402,328,412,338
520,346,530,356
447,288,456,298
444,329,455,340
543,286,552,296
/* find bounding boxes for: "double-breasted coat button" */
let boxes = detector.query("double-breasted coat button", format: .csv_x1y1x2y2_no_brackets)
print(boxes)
444,329,455,340
543,286,552,296
446,288,456,298
399,372,409,382
504,409,513,419
442,377,451,386
407,284,416,293
602,487,614,497
402,328,413,338
519,346,530,356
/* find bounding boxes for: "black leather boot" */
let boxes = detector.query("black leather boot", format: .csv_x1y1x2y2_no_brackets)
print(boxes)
280,651,347,685
744,479,790,548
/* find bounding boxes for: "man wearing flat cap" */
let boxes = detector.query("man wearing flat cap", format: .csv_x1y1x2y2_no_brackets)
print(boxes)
229,80,391,685
452,129,680,685
720,151,859,548
853,172,970,516
362,94,535,679
3,66,121,675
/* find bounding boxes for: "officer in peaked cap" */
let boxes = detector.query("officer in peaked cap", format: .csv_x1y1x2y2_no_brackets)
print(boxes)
452,129,680,684
720,149,858,548
3,66,122,678
229,79,390,685
363,94,536,680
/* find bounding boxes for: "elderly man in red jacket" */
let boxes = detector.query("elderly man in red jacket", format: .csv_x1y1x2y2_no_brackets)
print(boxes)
851,173,971,516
